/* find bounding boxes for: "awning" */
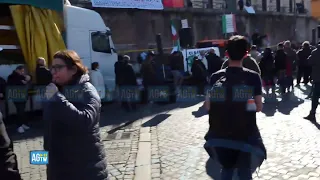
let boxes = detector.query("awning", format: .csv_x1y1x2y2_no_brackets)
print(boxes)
0,0,63,11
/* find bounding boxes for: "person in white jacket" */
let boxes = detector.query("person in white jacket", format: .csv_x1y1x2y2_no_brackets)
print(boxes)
90,62,106,101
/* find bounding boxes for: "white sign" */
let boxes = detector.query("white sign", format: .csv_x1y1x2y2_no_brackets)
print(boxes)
180,47,220,73
181,19,188,28
91,0,164,10
244,6,256,14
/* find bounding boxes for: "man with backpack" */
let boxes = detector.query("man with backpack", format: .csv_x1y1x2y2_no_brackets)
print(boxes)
204,35,266,180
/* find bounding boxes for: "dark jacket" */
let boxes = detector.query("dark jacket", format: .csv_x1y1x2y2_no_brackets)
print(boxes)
123,63,138,86
141,60,158,85
259,51,274,77
308,46,320,83
115,61,126,85
221,56,261,75
297,47,312,67
206,52,223,75
43,74,108,180
191,60,207,81
0,77,6,100
7,71,25,86
0,113,22,180
36,65,52,86
274,49,287,71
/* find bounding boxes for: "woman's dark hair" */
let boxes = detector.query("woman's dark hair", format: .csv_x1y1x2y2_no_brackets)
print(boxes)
53,50,88,77
91,62,99,70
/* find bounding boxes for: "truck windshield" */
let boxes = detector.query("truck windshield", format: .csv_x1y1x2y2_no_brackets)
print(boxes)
91,32,111,54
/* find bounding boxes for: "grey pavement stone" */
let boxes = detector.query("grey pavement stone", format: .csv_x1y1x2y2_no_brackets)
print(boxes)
149,86,320,179
11,108,141,180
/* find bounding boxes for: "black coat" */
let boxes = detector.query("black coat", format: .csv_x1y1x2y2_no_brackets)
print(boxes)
43,74,108,180
0,113,22,180
206,52,223,75
36,66,52,86
274,49,287,71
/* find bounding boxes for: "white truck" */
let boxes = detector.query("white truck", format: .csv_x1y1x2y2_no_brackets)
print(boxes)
0,4,117,116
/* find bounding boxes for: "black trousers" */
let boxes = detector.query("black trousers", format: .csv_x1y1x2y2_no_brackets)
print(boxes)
297,66,311,84
13,102,27,127
310,83,320,114
215,147,252,180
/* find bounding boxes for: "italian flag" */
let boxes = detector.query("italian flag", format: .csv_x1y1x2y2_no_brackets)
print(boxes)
222,14,236,34
171,20,180,51
171,21,178,41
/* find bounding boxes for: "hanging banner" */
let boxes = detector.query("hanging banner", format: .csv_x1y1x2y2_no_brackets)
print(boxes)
180,47,220,73
163,0,184,8
91,0,164,10
222,14,236,34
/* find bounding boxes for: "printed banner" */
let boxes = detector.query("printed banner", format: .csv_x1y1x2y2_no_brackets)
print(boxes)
180,47,220,72
91,0,164,10
222,14,236,34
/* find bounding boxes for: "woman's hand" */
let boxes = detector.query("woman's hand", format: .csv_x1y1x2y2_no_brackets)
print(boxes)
45,83,58,99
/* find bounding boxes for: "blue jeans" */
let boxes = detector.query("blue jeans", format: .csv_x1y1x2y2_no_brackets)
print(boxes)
216,147,252,180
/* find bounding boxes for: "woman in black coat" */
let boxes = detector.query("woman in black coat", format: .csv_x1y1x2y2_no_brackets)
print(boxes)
43,50,108,180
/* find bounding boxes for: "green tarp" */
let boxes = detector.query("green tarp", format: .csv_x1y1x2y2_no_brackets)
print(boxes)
0,0,63,11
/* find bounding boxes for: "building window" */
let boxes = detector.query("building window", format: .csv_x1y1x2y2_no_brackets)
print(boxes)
91,31,111,53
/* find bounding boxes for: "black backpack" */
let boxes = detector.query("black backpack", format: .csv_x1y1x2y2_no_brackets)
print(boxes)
208,68,257,141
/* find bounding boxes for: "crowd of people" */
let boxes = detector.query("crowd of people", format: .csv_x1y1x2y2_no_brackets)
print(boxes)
1,35,320,180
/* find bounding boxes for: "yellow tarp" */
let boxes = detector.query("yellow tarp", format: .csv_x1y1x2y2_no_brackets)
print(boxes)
9,5,66,79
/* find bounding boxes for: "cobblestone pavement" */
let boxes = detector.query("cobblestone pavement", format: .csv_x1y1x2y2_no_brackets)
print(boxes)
9,103,153,180
149,85,320,180
10,85,320,180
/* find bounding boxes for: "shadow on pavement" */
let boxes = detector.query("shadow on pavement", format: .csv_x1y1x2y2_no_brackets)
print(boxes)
141,113,171,127
100,100,202,128
277,93,304,115
296,84,312,95
192,105,208,118
261,101,278,117
311,120,320,130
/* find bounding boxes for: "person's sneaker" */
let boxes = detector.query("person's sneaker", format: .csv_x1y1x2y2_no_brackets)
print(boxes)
22,124,30,130
304,114,316,121
17,126,25,133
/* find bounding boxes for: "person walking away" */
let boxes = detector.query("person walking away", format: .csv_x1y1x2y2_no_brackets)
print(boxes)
120,55,138,111
249,45,262,64
204,35,266,180
259,48,275,95
43,50,108,180
297,41,312,85
191,57,207,95
284,41,298,91
205,48,224,77
90,62,106,109
170,51,184,93
7,66,31,133
274,43,287,94
35,57,52,86
304,42,320,121
221,51,261,75
0,111,22,180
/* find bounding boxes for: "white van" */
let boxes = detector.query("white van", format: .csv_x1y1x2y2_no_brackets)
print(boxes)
0,4,117,116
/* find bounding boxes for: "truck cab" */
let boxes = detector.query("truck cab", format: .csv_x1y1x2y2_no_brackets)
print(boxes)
0,4,117,116
64,5,117,91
